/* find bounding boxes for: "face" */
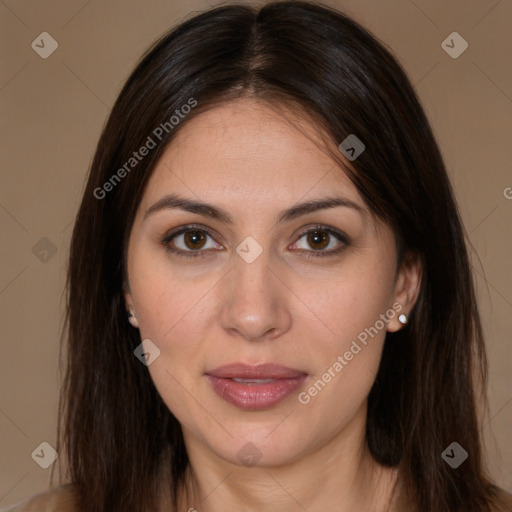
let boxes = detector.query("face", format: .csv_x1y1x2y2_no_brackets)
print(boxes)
124,98,417,468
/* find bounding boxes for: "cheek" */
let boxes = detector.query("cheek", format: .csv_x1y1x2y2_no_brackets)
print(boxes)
296,257,396,352
295,291,389,433
292,258,395,412
130,270,216,417
133,276,213,359
128,241,216,341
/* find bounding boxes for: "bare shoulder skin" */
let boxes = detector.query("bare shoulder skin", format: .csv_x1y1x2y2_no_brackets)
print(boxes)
1,484,76,512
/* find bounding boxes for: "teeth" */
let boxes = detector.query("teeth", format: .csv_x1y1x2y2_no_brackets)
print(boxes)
233,378,275,384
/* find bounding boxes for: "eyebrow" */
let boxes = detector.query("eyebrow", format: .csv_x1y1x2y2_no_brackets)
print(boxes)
143,193,365,224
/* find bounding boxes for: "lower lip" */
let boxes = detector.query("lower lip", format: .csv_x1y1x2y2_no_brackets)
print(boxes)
207,375,307,410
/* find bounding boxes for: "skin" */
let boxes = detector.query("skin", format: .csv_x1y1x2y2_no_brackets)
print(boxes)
124,98,421,512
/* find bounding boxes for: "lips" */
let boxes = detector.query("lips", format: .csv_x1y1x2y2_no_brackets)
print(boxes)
206,363,307,410
207,363,306,380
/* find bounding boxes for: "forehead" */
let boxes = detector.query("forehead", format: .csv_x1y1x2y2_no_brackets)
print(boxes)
140,98,362,210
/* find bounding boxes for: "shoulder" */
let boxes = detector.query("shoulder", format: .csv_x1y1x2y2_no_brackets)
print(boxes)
1,484,76,512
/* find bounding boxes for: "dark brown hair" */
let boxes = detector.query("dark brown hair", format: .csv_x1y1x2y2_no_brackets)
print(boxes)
53,1,511,511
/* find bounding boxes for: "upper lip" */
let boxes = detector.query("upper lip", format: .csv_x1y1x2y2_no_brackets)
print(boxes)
206,363,307,379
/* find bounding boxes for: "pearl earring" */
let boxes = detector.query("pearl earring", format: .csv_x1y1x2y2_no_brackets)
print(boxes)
127,310,138,327
398,313,408,325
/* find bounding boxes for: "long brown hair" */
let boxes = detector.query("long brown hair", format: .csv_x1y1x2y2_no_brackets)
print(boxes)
53,2,510,511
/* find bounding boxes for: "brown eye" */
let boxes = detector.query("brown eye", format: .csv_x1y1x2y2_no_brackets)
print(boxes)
162,225,224,258
290,225,350,258
306,230,330,250
183,230,207,250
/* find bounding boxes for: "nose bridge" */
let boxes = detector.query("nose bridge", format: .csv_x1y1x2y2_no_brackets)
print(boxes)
235,247,272,298
219,240,291,341
230,234,274,295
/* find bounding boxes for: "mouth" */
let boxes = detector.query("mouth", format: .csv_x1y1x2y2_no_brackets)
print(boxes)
206,363,308,411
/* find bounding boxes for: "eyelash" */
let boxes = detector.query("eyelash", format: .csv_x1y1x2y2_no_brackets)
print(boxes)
161,224,350,259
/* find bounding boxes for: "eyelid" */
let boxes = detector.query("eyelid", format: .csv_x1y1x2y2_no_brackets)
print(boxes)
294,224,350,245
162,223,218,243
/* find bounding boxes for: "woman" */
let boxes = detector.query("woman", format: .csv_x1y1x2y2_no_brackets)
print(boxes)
5,1,511,511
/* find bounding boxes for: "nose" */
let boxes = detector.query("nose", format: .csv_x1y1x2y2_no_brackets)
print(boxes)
219,247,292,343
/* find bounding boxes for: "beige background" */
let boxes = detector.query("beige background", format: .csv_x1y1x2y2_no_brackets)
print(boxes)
1,0,511,507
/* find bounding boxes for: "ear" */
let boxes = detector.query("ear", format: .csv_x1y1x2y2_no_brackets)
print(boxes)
387,252,422,333
124,283,139,329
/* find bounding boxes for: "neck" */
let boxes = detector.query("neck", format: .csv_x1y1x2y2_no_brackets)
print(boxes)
175,405,400,512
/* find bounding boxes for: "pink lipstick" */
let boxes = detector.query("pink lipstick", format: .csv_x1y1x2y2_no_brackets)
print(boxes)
206,363,307,410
